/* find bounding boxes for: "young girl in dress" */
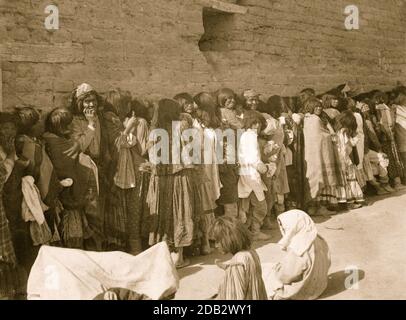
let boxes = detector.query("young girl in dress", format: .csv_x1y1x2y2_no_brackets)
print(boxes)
257,97,290,221
238,110,271,241
216,89,241,221
211,216,267,300
335,110,365,208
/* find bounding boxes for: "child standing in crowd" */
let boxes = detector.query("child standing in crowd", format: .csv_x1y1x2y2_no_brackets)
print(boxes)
238,110,271,241
257,96,290,220
335,110,365,208
211,216,267,300
216,89,241,220
266,96,297,211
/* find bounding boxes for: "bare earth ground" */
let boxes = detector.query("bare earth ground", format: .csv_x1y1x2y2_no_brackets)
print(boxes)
175,190,406,300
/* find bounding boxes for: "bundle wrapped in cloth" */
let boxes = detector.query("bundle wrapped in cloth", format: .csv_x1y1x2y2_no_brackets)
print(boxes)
27,242,179,300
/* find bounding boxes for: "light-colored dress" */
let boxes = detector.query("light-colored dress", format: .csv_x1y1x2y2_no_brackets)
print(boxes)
264,210,331,300
394,104,406,153
265,236,331,300
303,114,340,205
336,129,364,204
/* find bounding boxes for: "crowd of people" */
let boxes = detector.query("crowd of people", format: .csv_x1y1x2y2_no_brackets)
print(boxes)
1,81,406,299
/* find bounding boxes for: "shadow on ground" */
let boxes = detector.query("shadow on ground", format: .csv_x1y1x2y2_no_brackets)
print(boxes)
320,269,365,299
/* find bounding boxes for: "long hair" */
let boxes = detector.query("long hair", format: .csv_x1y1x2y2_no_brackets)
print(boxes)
335,110,357,138
321,94,337,109
155,99,182,129
261,95,285,118
242,110,265,131
303,97,322,115
193,92,222,129
129,98,149,120
105,88,132,121
211,216,252,255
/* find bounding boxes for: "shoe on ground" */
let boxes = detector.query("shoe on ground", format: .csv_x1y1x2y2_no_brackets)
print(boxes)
382,184,395,193
349,203,363,209
376,186,390,195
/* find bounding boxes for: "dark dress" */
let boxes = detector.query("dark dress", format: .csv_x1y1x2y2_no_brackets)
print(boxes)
0,161,27,298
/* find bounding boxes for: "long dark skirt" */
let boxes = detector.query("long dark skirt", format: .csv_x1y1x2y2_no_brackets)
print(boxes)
148,168,201,251
382,139,404,180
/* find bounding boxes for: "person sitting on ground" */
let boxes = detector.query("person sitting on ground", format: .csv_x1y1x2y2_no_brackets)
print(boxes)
211,216,267,300
264,210,331,300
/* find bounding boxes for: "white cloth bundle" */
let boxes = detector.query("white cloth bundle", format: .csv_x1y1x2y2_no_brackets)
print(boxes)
27,242,179,300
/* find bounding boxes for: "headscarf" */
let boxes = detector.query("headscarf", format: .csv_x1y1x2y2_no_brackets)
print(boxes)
76,83,95,100
277,210,318,256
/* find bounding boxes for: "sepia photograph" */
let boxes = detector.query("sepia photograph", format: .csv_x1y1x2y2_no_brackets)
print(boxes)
0,0,405,306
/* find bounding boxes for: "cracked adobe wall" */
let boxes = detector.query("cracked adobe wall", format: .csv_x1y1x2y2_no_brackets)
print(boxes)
1,0,405,111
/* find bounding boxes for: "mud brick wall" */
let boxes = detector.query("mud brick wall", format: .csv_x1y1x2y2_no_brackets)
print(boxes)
1,0,405,111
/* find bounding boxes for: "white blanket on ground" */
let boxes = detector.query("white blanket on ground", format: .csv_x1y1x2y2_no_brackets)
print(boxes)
27,242,179,300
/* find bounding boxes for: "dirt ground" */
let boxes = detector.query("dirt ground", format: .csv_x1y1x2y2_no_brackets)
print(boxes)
175,190,406,300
